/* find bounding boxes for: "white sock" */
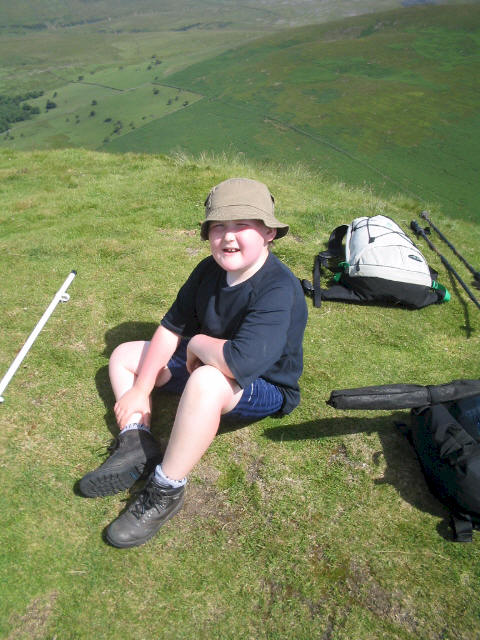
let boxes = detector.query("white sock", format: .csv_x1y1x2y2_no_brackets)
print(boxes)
154,464,187,489
121,422,150,434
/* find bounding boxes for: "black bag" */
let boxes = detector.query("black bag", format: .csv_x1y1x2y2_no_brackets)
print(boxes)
311,215,449,308
327,379,480,411
408,396,480,542
327,380,480,541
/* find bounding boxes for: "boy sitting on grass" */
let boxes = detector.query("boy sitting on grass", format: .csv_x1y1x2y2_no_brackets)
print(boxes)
79,177,308,548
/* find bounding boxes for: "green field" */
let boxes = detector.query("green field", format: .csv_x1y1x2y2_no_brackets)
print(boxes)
1,147,480,639
2,2,480,222
102,5,480,221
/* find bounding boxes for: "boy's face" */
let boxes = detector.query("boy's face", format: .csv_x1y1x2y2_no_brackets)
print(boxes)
208,219,276,279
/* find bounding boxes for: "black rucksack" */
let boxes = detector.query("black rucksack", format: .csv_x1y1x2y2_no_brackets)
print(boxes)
408,396,480,542
327,380,480,541
311,215,449,308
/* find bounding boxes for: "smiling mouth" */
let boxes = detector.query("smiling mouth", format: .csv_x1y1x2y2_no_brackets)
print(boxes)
223,248,239,253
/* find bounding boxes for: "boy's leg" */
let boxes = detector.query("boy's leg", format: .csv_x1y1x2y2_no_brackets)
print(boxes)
109,340,173,427
105,365,242,548
161,364,242,479
78,340,167,497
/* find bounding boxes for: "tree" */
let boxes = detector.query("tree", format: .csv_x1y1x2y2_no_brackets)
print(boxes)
46,100,57,111
0,92,43,132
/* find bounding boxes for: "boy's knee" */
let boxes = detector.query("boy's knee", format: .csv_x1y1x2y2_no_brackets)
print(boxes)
109,342,126,365
109,341,137,369
187,365,233,395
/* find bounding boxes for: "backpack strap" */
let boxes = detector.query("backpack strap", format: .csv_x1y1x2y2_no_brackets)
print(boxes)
313,254,323,307
312,225,349,308
324,224,349,261
430,404,478,463
451,513,473,542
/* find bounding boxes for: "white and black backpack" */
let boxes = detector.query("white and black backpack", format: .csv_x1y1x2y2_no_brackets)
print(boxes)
311,215,449,308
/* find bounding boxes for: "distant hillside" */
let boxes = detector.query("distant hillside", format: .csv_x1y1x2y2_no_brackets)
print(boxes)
0,0,430,31
102,4,480,221
1,2,479,220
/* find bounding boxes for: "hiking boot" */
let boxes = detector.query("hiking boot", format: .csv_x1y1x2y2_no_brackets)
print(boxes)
78,429,162,498
105,474,185,548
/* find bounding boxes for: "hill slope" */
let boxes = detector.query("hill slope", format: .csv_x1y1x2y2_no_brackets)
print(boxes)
1,147,480,638
102,4,480,220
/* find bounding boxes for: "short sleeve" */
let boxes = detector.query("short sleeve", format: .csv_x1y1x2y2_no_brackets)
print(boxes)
161,258,211,337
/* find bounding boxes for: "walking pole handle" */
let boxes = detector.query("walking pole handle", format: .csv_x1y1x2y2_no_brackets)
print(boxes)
410,220,424,238
410,221,480,310
420,210,480,283
0,270,77,403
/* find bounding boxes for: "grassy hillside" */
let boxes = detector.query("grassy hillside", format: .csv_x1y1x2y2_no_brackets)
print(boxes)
0,0,420,30
0,0,414,94
2,3,479,223
1,147,479,639
102,4,480,221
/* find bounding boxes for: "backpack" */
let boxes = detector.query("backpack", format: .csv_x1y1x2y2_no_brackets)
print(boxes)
407,396,480,542
311,215,449,308
327,379,480,541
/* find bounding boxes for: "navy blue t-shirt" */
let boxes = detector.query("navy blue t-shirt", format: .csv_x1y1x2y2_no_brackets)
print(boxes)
161,252,308,414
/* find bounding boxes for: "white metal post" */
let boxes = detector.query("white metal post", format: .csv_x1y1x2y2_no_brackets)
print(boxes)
0,270,77,403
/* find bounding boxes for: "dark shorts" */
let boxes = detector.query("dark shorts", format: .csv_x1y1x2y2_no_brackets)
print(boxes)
160,339,284,420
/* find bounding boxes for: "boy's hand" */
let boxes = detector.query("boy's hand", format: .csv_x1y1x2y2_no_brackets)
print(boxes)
114,387,151,429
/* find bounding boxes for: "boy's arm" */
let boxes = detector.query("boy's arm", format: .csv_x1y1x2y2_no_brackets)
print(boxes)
186,334,235,379
114,325,181,428
135,324,181,392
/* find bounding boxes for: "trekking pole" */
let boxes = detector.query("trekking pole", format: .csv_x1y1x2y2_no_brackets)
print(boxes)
420,211,480,285
410,221,480,311
0,270,77,403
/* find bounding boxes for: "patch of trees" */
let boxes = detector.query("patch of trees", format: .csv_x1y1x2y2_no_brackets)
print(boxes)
0,91,43,133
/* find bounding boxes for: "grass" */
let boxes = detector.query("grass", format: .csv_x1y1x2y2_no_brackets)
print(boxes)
0,147,479,639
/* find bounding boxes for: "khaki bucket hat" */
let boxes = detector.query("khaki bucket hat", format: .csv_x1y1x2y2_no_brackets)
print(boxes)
200,178,289,240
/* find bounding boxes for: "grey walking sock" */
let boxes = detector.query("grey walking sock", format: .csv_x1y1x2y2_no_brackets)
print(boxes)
121,422,150,435
154,463,187,489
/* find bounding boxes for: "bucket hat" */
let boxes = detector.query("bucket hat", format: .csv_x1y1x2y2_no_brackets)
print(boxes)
200,178,289,240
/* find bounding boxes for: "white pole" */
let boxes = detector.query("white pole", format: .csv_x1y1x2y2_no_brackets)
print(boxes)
0,270,77,403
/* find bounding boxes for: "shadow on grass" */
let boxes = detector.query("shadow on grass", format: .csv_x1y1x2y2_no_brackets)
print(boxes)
262,414,452,541
445,268,475,338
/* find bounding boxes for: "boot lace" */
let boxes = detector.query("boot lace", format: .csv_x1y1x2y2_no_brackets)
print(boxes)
130,482,168,519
